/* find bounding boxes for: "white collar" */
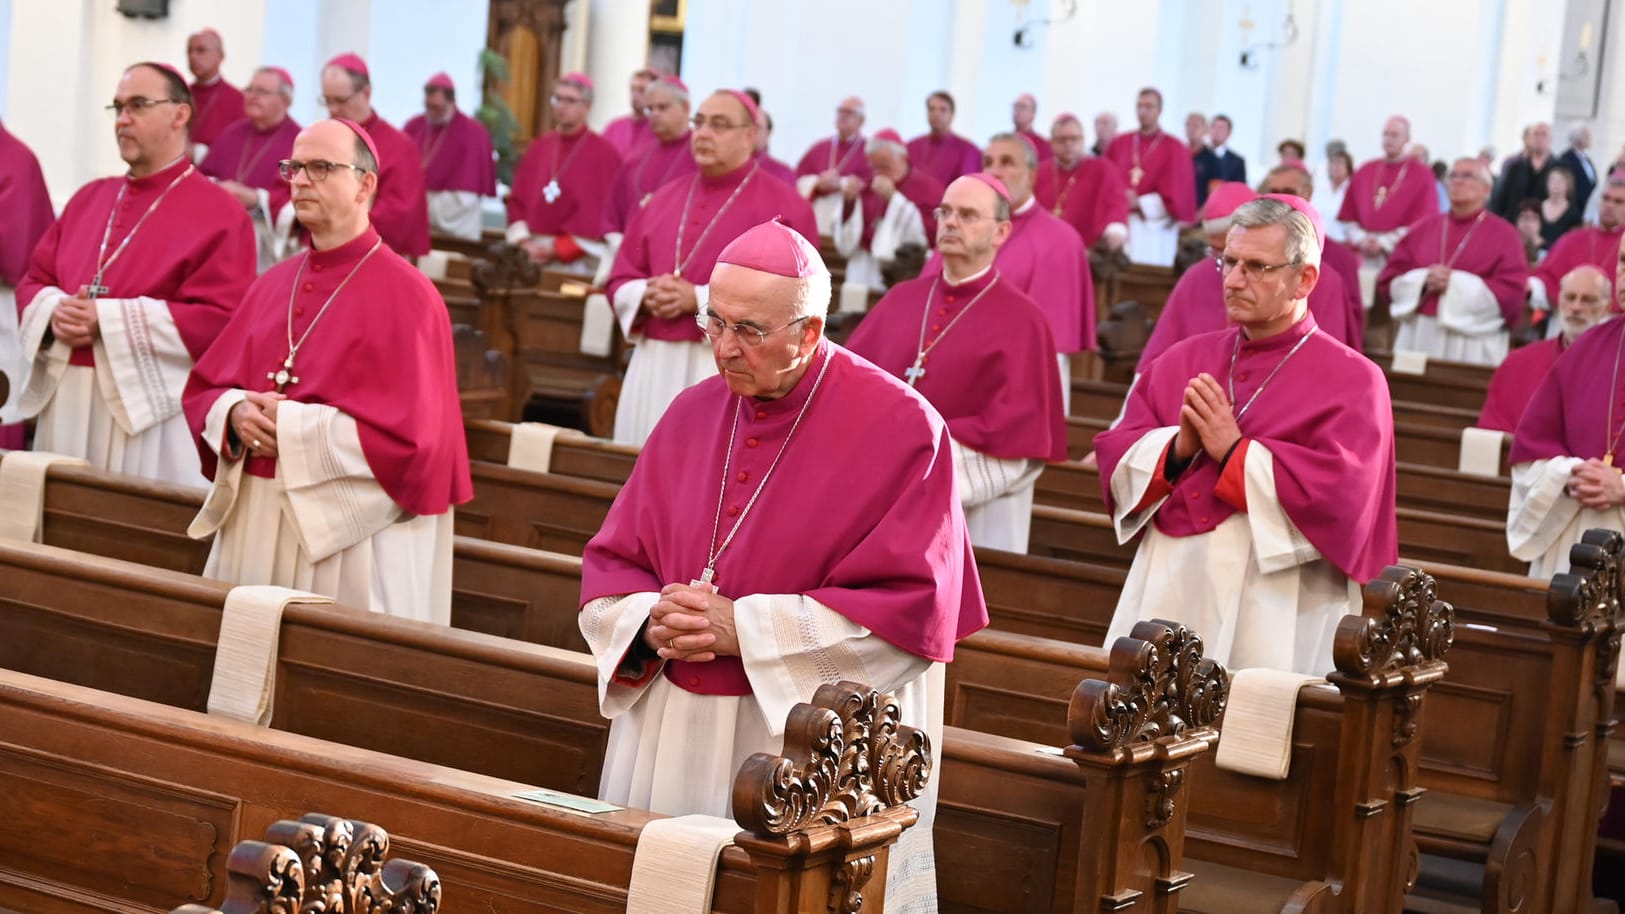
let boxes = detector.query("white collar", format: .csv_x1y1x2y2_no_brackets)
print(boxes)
1213,144,1229,156
943,262,994,286
1013,195,1036,215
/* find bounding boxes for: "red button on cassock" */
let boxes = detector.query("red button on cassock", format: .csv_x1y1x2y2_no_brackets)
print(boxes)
746,437,759,447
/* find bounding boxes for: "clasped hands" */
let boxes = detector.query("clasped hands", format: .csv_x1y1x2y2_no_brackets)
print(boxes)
49,287,103,349
1566,459,1625,509
1422,264,1452,295
644,582,739,663
641,274,699,319
1173,373,1243,464
228,390,286,459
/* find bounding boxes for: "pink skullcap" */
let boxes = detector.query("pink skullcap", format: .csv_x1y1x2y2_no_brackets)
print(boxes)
1202,182,1256,221
425,71,454,91
191,27,222,44
964,172,1012,204
332,118,382,170
653,74,688,93
872,128,904,146
559,71,593,91
325,53,369,78
268,67,295,90
716,219,826,278
133,61,186,85
722,89,761,124
1261,193,1326,249
1051,111,1081,128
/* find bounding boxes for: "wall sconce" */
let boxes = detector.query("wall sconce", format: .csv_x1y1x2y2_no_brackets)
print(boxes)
1014,0,1079,49
1239,2,1299,69
1535,21,1594,94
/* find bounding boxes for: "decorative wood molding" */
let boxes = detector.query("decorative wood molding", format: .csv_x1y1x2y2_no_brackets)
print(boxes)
1555,529,1624,703
171,814,440,914
1334,564,1454,678
731,680,930,837
1068,618,1228,752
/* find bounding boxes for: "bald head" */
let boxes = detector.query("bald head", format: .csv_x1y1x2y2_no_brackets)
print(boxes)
287,119,380,247
1262,163,1314,199
835,95,865,140
186,30,224,82
1558,264,1611,343
1381,116,1411,159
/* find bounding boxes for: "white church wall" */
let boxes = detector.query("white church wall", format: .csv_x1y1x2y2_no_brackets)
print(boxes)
363,0,487,126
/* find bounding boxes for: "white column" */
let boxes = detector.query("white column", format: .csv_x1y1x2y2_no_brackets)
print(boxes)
585,0,648,131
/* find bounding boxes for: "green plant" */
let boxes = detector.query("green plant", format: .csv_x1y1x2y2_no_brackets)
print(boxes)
475,48,521,187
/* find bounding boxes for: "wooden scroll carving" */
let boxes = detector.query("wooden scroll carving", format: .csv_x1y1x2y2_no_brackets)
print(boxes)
1070,618,1229,752
1334,564,1455,679
171,814,439,914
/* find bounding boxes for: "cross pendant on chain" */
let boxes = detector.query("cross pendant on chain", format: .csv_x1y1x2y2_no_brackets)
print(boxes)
689,567,718,593
86,272,109,299
543,179,562,204
904,356,927,385
267,354,299,393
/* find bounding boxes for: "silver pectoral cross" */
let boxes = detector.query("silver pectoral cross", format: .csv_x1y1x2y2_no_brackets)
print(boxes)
543,178,562,204
85,272,109,299
904,355,927,386
267,354,299,392
689,566,718,593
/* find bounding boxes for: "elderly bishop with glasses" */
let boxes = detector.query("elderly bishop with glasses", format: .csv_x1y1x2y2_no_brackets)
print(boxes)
1095,196,1397,676
581,218,987,913
13,62,255,486
183,119,472,625
605,89,815,445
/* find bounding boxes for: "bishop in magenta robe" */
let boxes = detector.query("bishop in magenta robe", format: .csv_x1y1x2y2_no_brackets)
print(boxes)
1035,113,1130,249
1105,89,1197,267
1259,162,1365,349
1376,158,1527,365
15,63,256,486
581,219,986,912
1095,195,1396,675
601,76,694,236
794,96,873,237
601,68,657,156
1012,93,1053,162
185,29,246,155
1506,297,1625,577
184,119,471,624
199,66,300,271
606,90,816,446
318,54,432,259
1527,176,1625,318
1336,117,1437,272
847,173,1066,551
0,119,55,447
402,72,496,242
829,128,941,292
1480,263,1612,435
908,91,983,187
507,72,623,268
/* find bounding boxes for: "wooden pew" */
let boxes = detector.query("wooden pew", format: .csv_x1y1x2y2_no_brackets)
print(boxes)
452,325,512,420
0,536,1220,914
1370,351,1495,413
947,565,1454,913
430,228,506,261
0,664,921,914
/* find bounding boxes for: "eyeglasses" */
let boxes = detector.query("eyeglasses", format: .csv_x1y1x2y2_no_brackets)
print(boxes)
106,97,179,116
696,311,809,347
278,159,369,183
551,93,586,106
691,115,751,132
1215,255,1302,282
933,205,993,226
318,91,360,109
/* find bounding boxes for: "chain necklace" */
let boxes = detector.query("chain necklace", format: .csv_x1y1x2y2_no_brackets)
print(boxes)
695,349,833,588
1130,131,1163,188
905,270,1002,386
827,133,862,172
1374,159,1411,209
268,239,383,392
86,161,194,299
1227,325,1318,421
234,127,281,183
540,128,590,204
419,117,455,171
672,162,759,280
1438,210,1488,269
1051,166,1080,216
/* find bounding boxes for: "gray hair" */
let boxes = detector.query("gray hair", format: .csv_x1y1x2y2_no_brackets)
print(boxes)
987,131,1038,170
1568,121,1592,145
864,135,906,157
644,79,688,108
558,74,593,104
254,66,293,100
1229,198,1321,268
791,268,832,320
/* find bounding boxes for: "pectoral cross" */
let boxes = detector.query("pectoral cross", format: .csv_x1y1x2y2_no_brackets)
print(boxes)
86,272,109,300
1607,452,1615,467
267,354,299,393
1375,186,1389,207
1129,166,1144,186
543,179,562,204
904,354,927,386
689,566,718,593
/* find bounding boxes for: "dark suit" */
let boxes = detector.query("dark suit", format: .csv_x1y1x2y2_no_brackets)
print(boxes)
1491,154,1555,220
1193,146,1247,209
1557,147,1597,211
